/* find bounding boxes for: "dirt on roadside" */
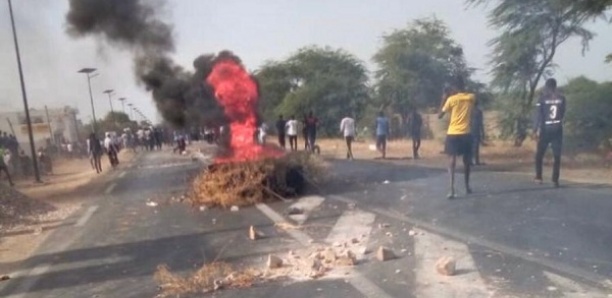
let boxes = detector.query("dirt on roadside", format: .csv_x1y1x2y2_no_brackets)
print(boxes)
0,150,136,275
316,138,612,185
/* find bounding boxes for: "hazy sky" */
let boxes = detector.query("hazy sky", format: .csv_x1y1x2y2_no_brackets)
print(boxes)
0,0,610,123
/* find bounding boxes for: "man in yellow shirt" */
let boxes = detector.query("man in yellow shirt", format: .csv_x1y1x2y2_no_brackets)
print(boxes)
439,77,475,199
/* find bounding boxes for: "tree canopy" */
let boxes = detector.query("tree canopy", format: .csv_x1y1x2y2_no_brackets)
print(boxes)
256,46,370,136
563,77,612,151
466,0,600,145
372,18,474,115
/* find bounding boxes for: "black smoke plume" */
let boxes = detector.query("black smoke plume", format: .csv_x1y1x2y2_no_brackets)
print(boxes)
65,0,240,128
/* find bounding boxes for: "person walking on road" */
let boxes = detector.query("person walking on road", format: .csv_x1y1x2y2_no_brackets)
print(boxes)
286,116,299,151
407,109,423,159
340,114,356,160
0,146,14,186
104,133,119,169
534,78,566,188
439,77,475,199
471,100,485,165
88,133,103,174
376,111,390,159
276,115,287,149
305,111,319,153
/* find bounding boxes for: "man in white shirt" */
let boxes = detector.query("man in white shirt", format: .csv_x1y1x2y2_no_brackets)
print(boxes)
258,122,269,145
104,133,119,168
285,115,299,151
340,115,356,159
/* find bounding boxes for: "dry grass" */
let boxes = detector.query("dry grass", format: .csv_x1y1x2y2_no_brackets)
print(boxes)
316,137,612,184
154,262,260,297
189,152,327,208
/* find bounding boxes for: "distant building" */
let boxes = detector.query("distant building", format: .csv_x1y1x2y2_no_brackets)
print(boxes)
0,106,80,153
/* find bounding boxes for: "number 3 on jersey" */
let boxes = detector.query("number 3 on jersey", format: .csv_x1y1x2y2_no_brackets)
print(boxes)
549,105,558,119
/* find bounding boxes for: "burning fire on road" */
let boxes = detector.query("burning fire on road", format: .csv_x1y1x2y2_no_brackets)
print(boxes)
189,58,325,209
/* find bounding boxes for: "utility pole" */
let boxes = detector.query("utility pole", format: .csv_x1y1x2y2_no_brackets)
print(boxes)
78,68,98,134
8,0,41,182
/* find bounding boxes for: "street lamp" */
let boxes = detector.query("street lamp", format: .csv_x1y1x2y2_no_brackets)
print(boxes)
118,97,126,114
103,89,115,126
78,67,98,134
127,103,136,120
7,0,41,183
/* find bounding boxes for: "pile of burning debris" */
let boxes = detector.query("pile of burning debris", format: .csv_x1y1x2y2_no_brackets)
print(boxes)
190,152,326,208
185,57,326,208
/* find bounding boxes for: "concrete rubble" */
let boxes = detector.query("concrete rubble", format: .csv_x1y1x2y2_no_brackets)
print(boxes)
376,246,395,261
435,256,456,276
267,254,283,269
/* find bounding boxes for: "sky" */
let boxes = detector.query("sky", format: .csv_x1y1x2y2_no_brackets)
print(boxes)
0,0,610,124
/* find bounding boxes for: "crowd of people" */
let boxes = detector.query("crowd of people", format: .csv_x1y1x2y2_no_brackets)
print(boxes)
264,76,565,199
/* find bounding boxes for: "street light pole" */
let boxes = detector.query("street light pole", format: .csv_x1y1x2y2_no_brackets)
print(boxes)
8,0,41,183
127,103,134,120
103,89,115,126
118,97,126,114
78,68,98,134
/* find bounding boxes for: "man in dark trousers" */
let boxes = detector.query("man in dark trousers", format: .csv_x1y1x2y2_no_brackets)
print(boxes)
534,78,566,188
439,77,475,199
305,111,319,153
471,100,485,165
276,115,287,149
407,109,423,159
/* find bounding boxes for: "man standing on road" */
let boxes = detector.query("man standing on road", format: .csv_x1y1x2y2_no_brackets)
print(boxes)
88,133,103,174
376,111,390,159
439,77,475,199
285,115,299,151
275,115,286,149
407,109,423,159
534,78,566,188
104,133,119,168
305,111,319,153
471,100,485,165
340,114,356,160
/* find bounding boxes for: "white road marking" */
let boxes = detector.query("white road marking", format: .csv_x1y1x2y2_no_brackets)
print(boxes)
138,161,195,170
104,183,116,194
288,195,325,225
412,228,491,298
543,271,609,298
255,204,312,246
6,230,88,298
334,195,612,290
256,203,392,298
350,272,394,298
325,209,375,258
118,171,127,178
75,205,99,227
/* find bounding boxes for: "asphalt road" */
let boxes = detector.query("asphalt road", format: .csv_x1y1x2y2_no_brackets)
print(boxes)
1,148,611,297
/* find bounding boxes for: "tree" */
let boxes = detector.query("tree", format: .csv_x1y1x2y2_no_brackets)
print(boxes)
372,17,475,115
563,77,612,151
255,46,370,136
467,0,600,145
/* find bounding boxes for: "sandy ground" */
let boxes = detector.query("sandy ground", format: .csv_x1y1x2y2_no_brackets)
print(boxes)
313,138,612,185
0,150,136,275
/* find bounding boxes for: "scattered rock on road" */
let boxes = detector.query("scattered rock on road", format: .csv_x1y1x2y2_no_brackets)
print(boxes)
146,201,158,207
286,207,303,215
408,230,417,236
267,254,283,269
0,275,9,281
376,246,395,261
230,206,239,212
336,250,357,266
435,256,456,276
248,226,259,240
